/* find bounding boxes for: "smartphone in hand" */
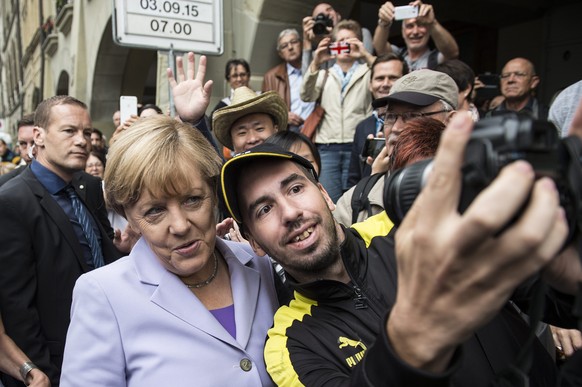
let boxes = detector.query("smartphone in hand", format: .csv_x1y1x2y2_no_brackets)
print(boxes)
119,96,138,125
361,137,385,159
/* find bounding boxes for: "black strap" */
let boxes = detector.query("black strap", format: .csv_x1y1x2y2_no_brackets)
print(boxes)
316,69,329,105
399,48,440,70
427,50,439,69
350,173,384,224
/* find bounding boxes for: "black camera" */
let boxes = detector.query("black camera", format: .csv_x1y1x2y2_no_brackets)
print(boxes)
384,114,582,242
313,13,333,35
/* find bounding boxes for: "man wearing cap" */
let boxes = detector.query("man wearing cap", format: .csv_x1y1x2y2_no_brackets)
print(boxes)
213,86,288,155
335,69,457,226
220,114,579,385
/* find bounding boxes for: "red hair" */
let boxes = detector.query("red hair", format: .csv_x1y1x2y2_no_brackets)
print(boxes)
390,117,445,171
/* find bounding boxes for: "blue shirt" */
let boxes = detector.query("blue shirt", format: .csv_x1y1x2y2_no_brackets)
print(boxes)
287,63,315,131
31,160,101,268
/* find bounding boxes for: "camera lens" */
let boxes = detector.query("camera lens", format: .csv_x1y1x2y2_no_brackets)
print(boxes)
384,159,433,226
313,13,331,35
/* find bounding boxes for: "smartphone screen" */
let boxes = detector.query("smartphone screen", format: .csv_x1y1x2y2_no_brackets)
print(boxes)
361,138,385,159
119,96,138,125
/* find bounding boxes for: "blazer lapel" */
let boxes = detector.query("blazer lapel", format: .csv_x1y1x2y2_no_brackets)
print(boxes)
22,169,89,271
72,173,88,202
216,238,261,349
133,238,240,348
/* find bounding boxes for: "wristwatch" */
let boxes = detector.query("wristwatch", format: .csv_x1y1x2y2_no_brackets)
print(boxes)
19,361,38,385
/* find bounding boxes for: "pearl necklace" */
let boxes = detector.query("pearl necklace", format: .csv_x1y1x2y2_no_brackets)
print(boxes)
185,252,218,289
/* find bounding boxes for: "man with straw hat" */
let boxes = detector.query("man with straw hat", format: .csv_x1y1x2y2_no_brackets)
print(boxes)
213,86,288,155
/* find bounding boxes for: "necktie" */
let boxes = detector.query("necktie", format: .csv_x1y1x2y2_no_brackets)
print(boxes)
65,186,105,268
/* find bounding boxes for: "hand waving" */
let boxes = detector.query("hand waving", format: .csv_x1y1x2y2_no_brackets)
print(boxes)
167,52,213,123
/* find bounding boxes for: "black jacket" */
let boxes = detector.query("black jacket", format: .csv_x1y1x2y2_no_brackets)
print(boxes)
265,216,569,386
0,169,122,386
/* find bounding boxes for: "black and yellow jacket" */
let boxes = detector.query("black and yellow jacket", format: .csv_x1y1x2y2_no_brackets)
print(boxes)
264,212,564,387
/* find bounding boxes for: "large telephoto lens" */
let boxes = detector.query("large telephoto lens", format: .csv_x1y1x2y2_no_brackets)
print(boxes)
384,159,433,226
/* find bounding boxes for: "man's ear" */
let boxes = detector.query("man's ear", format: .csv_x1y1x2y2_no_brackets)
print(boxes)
444,110,456,124
247,234,268,257
273,124,279,133
530,75,540,90
317,182,336,212
33,126,45,147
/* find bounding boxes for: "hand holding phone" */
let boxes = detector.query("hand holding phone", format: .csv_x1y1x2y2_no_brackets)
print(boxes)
119,96,138,125
362,137,385,159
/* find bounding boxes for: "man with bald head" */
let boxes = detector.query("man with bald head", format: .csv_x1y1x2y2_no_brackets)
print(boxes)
490,57,548,119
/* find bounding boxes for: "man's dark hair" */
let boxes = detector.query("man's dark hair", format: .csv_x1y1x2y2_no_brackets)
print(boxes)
265,131,322,174
17,113,35,129
138,104,163,116
225,59,251,81
371,54,409,79
92,128,103,139
34,95,87,129
434,59,475,97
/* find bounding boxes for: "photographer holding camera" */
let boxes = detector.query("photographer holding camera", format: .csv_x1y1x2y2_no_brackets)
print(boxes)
301,3,373,73
373,1,459,71
300,20,376,203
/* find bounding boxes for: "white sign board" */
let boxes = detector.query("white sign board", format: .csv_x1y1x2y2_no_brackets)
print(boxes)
113,0,223,55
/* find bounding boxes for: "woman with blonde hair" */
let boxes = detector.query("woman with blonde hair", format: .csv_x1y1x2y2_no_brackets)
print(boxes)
61,115,279,386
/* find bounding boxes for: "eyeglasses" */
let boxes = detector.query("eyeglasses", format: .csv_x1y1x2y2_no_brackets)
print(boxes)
384,110,448,127
278,39,300,51
500,71,530,80
229,72,249,80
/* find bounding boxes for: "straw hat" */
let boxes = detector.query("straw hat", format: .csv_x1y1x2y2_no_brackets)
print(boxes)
213,87,288,150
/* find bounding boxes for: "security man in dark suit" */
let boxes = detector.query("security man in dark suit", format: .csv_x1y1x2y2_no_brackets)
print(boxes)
0,96,121,386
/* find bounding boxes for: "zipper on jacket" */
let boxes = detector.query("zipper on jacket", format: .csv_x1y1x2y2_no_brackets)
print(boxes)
353,284,368,310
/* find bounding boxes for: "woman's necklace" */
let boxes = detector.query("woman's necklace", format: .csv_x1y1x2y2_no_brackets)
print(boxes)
185,252,218,289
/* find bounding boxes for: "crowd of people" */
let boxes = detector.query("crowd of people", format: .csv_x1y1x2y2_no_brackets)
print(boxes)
0,1,581,386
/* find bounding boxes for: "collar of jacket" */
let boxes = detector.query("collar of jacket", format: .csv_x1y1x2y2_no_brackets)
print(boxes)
285,227,367,301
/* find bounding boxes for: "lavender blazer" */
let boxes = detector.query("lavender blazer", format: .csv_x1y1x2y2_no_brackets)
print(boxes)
60,237,278,386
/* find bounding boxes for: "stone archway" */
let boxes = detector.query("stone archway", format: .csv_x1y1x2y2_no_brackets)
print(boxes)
56,71,69,95
90,18,158,135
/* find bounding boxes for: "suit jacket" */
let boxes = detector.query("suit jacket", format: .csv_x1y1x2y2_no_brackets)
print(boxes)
61,237,279,386
347,115,377,188
262,62,291,109
0,168,121,386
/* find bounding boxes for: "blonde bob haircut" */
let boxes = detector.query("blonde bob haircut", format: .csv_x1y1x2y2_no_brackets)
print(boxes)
104,115,222,218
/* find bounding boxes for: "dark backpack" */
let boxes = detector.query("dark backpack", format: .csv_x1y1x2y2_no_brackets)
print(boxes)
350,173,384,224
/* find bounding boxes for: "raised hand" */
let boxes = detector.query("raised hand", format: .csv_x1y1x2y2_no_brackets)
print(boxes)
167,52,213,123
